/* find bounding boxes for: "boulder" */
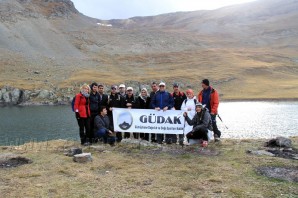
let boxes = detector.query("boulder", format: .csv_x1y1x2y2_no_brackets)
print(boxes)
0,153,32,168
276,137,292,147
49,91,56,100
11,88,22,104
22,90,31,101
73,153,92,163
2,92,11,103
38,90,50,99
65,147,82,156
247,149,275,157
266,137,292,148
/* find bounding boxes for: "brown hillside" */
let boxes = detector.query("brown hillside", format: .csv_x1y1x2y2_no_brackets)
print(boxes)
0,0,297,99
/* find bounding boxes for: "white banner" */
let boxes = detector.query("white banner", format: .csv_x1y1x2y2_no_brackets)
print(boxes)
112,108,185,134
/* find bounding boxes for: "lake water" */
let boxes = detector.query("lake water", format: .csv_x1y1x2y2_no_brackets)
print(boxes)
0,101,297,145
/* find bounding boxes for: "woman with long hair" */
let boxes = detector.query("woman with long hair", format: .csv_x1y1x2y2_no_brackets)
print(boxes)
74,84,91,145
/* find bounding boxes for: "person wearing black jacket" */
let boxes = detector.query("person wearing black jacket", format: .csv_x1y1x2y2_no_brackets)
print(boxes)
183,102,212,147
89,82,100,143
98,84,108,108
171,82,187,145
149,82,159,142
124,87,138,139
136,88,151,141
94,106,115,146
107,85,126,142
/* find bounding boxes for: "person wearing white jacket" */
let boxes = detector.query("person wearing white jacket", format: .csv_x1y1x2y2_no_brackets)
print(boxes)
181,89,197,144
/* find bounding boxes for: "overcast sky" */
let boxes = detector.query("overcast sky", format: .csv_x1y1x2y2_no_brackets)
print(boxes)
71,0,257,20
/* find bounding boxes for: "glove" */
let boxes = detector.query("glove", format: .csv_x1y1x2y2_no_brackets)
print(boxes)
75,112,80,119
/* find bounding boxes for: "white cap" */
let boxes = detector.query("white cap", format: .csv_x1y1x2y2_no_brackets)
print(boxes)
126,87,133,91
159,82,166,86
119,84,125,88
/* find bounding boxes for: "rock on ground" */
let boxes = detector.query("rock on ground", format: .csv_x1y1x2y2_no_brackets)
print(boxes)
257,166,298,182
0,153,32,168
73,153,92,163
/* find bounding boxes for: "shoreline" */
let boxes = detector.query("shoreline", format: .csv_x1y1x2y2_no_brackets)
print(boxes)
1,136,297,147
221,98,298,102
0,98,297,107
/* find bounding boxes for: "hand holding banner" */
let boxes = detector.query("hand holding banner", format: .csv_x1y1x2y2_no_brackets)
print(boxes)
113,108,185,134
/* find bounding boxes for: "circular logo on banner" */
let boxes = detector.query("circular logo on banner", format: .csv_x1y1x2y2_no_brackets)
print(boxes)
118,111,133,130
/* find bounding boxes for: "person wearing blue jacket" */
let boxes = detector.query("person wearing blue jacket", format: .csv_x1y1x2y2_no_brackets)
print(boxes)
151,82,175,144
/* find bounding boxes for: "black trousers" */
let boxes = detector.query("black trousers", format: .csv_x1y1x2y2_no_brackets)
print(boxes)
77,117,91,144
211,114,221,138
90,113,97,143
186,127,208,141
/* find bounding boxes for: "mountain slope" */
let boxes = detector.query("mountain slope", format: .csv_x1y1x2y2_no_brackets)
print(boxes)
0,0,297,100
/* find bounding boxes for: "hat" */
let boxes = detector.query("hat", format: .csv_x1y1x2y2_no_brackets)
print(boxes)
195,102,203,107
159,82,166,86
173,82,179,87
202,79,209,86
111,85,117,89
119,84,125,88
126,87,133,91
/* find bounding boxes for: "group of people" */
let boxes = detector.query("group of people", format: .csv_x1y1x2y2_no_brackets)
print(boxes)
73,79,221,147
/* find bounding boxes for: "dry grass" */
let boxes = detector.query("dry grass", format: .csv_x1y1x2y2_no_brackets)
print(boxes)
1,44,298,100
1,138,297,198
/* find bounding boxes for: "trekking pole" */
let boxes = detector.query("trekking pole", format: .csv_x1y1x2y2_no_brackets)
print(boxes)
217,114,228,129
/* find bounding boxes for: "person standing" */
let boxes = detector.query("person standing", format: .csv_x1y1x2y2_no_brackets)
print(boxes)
74,84,91,145
181,89,197,144
118,84,126,97
89,82,100,143
124,87,138,139
98,83,108,109
107,85,126,142
171,82,187,145
198,79,221,141
136,87,151,141
149,82,159,142
151,82,174,144
183,102,212,147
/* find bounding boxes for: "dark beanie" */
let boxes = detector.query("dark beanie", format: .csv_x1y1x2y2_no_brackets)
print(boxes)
202,79,209,86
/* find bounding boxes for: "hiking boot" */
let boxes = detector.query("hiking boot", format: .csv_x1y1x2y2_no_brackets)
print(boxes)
214,134,221,142
166,139,172,144
179,140,184,146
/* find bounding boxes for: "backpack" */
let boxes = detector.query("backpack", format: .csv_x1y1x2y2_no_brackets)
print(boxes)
71,96,75,112
107,94,121,104
184,98,197,105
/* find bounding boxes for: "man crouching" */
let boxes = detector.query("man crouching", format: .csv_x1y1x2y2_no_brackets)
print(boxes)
94,106,116,146
183,102,212,147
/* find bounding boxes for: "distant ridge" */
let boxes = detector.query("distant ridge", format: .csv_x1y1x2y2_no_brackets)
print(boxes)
0,0,297,100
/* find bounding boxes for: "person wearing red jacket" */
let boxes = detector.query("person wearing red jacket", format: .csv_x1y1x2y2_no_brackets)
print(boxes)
74,84,91,145
198,79,221,141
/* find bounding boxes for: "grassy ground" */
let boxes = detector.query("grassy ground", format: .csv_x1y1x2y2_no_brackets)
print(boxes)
1,138,297,198
1,47,298,100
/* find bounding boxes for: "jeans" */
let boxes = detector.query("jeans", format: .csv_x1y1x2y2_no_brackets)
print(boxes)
95,129,115,144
